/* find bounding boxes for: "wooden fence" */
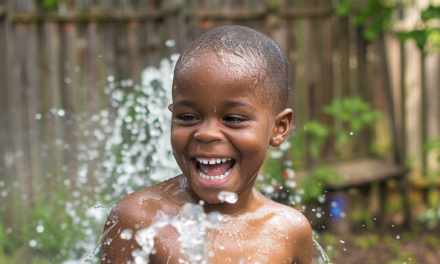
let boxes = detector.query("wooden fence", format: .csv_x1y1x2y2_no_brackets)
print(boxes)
0,0,439,227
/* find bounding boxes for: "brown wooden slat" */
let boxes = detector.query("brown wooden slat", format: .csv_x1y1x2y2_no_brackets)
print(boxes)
60,22,79,183
24,22,42,205
10,23,31,217
293,157,407,189
43,21,64,201
339,16,350,97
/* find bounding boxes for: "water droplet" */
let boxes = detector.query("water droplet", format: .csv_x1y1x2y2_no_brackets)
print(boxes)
396,235,400,239
120,229,133,240
36,225,44,233
218,191,238,204
340,240,345,243
349,131,353,135
29,239,37,247
35,113,42,120
58,109,65,117
107,75,115,82
165,39,176,48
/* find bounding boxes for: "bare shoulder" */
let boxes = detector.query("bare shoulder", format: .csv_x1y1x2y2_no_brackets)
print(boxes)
258,194,313,264
107,176,183,228
261,199,312,237
99,176,187,264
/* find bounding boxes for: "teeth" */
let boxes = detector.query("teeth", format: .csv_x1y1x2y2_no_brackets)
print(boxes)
198,169,231,181
196,157,233,164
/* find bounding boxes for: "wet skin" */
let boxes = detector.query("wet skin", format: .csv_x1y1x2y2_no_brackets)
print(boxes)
100,51,313,264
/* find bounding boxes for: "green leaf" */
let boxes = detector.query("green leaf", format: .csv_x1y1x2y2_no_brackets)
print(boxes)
422,5,440,22
334,0,354,17
399,30,428,50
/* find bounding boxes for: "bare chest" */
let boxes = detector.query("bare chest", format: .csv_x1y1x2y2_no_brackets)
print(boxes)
149,219,295,264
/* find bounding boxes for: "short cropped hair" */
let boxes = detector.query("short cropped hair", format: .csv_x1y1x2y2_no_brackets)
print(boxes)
174,25,290,113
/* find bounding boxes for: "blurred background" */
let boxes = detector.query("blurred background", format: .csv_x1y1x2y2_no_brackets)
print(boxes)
0,0,440,263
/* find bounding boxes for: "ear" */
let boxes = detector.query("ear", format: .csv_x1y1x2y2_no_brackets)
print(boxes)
270,108,293,147
168,104,173,112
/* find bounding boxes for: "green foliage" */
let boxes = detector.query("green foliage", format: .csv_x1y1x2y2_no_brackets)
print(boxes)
387,252,416,264
424,138,440,164
353,234,380,250
291,120,340,203
292,120,329,161
300,167,341,203
265,0,281,13
323,96,381,147
421,5,440,22
384,235,401,254
292,96,381,203
321,232,339,246
427,234,438,248
399,30,429,50
334,0,354,17
265,153,284,184
399,4,440,54
40,0,65,10
354,0,396,42
417,137,440,229
418,207,440,230
349,210,375,229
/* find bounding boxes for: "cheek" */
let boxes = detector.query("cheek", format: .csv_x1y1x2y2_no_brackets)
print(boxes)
170,126,191,159
236,129,270,161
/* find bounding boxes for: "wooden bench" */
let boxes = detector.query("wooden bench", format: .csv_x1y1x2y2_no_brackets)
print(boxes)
293,156,409,234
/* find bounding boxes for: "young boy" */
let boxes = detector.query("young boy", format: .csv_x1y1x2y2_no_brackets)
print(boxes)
100,25,313,264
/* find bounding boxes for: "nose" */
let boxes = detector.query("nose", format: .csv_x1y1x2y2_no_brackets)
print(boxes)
194,119,223,144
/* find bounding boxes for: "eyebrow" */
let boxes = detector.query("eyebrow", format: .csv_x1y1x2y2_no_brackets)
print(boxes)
173,100,197,108
222,101,255,110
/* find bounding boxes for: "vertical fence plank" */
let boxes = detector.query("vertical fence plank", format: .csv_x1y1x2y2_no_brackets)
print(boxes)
404,41,422,174
10,23,31,219
128,21,141,83
0,2,10,224
321,0,334,159
43,21,63,200
426,53,440,171
24,21,42,205
339,16,350,97
60,22,80,183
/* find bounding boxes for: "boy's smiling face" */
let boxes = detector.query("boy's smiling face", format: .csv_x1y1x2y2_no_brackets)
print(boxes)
170,51,292,204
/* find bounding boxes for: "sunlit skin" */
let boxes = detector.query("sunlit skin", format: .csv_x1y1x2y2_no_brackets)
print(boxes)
100,51,313,264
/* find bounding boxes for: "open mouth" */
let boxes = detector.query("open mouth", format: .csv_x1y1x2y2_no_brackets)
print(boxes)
193,157,236,182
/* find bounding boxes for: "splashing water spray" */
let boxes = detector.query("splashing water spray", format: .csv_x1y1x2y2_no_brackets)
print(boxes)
130,192,234,264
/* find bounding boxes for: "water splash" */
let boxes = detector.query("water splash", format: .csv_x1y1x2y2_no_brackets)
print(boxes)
134,203,222,264
313,237,331,263
217,191,238,204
